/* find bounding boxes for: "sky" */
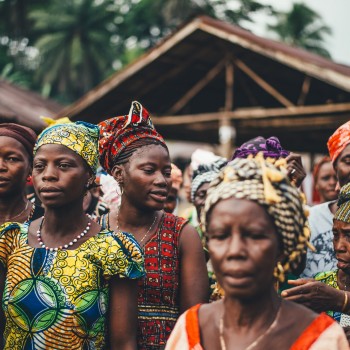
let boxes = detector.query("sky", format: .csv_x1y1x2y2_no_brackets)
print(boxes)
244,0,350,65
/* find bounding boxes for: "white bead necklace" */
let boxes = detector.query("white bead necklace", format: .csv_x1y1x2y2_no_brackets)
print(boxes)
37,215,92,251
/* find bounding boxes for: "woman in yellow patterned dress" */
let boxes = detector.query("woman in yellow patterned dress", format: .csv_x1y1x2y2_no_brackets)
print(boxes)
0,120,145,350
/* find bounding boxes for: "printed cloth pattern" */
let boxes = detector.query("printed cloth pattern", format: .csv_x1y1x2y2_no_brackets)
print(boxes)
137,212,187,350
314,270,350,326
0,222,144,350
98,101,165,174
34,121,100,174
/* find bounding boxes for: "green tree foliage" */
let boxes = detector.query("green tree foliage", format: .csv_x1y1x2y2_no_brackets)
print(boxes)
0,0,333,103
29,0,117,103
268,2,332,58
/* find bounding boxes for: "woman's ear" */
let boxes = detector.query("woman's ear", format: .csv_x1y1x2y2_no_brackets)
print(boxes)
111,165,124,185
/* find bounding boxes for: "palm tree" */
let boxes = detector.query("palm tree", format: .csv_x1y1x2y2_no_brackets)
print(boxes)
268,3,332,58
29,0,116,102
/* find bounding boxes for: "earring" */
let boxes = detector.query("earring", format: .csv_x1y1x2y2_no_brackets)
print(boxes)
116,183,124,197
273,261,285,283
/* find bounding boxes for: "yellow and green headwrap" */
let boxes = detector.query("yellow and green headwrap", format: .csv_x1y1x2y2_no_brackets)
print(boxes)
335,183,350,223
34,118,99,174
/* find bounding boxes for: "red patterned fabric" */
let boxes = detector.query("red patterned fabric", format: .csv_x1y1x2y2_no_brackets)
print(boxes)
98,101,165,174
327,120,350,164
137,212,187,350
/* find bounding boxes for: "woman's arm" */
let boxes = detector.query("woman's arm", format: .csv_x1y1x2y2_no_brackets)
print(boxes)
108,276,139,350
179,223,209,313
0,266,5,349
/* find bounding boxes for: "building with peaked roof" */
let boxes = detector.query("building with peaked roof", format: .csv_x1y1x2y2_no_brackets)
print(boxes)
57,16,350,155
0,79,63,131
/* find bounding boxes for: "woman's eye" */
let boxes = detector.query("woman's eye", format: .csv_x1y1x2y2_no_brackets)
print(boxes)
59,163,70,169
8,157,20,162
33,164,44,170
143,168,154,174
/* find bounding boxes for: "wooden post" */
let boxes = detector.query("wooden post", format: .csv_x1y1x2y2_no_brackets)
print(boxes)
219,58,235,159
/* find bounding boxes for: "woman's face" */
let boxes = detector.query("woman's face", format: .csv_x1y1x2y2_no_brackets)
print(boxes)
193,182,210,220
0,136,31,198
335,144,350,188
207,198,280,299
315,161,338,203
120,144,172,211
32,144,90,208
333,219,350,274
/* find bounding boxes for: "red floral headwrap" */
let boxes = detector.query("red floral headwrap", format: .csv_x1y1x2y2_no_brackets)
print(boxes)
327,120,350,164
98,101,166,174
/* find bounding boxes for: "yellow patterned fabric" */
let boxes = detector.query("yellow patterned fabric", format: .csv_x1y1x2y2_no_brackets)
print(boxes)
0,222,144,350
33,121,99,173
335,183,350,223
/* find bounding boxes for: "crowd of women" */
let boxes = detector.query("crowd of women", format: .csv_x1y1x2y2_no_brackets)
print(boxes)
0,100,349,349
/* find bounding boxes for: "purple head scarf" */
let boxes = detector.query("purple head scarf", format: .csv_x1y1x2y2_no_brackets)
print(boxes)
231,136,290,161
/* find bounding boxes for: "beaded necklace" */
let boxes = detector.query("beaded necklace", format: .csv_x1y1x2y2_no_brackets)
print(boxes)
37,215,92,251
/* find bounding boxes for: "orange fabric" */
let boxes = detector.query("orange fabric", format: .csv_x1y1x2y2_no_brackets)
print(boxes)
327,120,350,164
290,313,334,350
185,304,201,349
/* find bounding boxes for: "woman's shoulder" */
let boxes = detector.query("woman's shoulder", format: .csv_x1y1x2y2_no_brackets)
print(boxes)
290,312,348,349
95,228,145,280
0,221,28,237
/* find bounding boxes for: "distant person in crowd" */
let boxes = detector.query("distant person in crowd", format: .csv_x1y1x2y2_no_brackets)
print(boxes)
166,155,348,349
98,101,209,350
0,120,144,349
190,157,227,297
191,157,227,250
181,149,222,226
312,156,338,205
302,120,350,278
164,163,183,214
0,123,44,225
282,182,350,343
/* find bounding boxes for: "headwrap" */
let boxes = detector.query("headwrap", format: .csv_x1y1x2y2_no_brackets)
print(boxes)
34,119,99,174
171,163,183,191
335,183,350,223
202,154,311,283
191,157,227,202
190,149,222,172
98,101,166,174
231,136,290,161
0,123,37,160
327,120,350,164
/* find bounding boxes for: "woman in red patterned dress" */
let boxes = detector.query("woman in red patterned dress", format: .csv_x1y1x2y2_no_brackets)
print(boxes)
98,101,209,350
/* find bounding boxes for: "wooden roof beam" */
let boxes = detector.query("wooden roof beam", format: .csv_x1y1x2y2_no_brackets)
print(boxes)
167,58,226,114
233,58,295,107
153,102,350,125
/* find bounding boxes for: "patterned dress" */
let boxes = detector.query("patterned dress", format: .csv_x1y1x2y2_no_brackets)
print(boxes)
315,270,350,326
0,222,144,350
99,212,187,350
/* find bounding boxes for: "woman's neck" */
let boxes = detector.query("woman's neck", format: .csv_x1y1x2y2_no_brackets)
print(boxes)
42,204,88,238
117,198,159,230
222,287,281,329
0,193,28,221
